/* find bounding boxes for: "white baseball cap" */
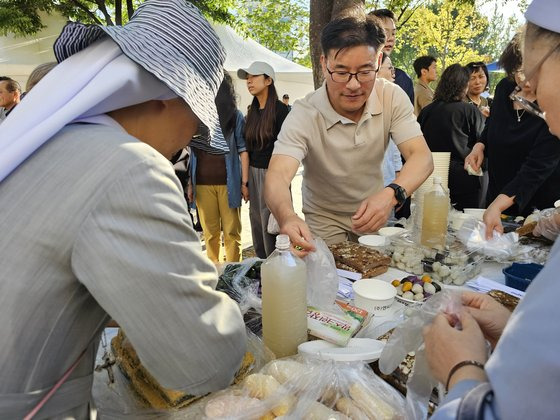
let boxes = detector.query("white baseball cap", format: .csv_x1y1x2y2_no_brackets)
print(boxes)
237,61,276,82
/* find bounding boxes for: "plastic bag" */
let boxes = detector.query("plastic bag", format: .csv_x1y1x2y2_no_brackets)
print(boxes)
304,237,340,309
378,290,463,420
267,213,280,234
197,355,406,419
457,218,519,260
93,328,269,419
533,207,560,241
216,258,263,315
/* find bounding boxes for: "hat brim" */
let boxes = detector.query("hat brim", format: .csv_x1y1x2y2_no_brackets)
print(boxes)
54,20,228,154
237,68,250,80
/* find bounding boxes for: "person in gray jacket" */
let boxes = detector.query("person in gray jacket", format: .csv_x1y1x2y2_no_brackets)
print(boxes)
0,1,246,418
424,1,560,418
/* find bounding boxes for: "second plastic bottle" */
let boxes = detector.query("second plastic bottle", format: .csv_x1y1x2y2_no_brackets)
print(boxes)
421,176,449,250
261,234,308,358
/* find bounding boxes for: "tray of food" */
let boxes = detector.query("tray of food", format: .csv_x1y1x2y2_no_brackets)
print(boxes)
328,241,392,278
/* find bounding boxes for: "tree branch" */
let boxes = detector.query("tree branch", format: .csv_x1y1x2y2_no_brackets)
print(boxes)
70,0,103,24
95,0,114,25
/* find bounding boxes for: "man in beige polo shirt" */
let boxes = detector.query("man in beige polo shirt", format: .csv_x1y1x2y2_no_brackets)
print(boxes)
264,12,433,252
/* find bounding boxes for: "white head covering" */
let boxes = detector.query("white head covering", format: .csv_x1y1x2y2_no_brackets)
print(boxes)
0,39,176,182
526,0,560,34
0,0,228,183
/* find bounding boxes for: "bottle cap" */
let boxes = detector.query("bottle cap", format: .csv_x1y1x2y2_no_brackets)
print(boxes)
275,234,291,250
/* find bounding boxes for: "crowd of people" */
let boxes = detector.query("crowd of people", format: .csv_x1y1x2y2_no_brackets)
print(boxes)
1,0,559,418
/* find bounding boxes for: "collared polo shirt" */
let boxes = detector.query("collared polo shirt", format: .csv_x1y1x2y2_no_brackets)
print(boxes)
414,80,434,116
273,78,422,215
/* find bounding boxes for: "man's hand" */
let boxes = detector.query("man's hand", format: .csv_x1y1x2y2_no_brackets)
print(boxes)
280,214,316,257
241,184,249,202
483,203,503,240
423,311,488,388
351,188,395,233
464,142,485,173
462,291,511,349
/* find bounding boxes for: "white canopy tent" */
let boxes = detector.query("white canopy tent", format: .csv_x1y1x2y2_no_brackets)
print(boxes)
0,13,315,110
212,25,314,111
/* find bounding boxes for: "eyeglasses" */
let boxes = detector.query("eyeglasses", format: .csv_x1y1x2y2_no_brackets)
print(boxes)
326,67,377,84
509,41,560,120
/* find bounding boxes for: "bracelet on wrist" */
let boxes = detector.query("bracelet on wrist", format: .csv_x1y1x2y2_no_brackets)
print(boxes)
241,181,248,187
445,360,485,392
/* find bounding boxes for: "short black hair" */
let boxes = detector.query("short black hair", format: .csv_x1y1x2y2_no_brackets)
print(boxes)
465,61,489,90
369,9,395,22
498,34,522,80
0,77,21,94
433,64,469,103
413,55,437,78
282,94,289,99
321,14,386,57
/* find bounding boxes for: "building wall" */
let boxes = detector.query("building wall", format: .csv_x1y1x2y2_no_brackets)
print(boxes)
0,12,66,87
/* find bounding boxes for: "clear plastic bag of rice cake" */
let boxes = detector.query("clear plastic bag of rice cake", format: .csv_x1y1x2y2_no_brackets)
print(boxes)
378,290,463,419
200,355,406,419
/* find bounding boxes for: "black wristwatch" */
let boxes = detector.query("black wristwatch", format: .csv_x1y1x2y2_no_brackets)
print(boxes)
386,183,407,207
241,181,249,187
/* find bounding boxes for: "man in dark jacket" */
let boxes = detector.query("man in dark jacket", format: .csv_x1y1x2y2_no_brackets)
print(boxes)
369,9,414,104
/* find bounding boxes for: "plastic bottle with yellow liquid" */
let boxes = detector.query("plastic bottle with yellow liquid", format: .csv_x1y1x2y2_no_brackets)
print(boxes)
421,176,449,250
261,234,308,358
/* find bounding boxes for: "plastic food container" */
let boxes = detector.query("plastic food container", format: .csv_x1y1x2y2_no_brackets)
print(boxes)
389,235,484,285
358,234,388,251
352,279,396,316
503,262,543,291
298,338,385,363
378,227,407,237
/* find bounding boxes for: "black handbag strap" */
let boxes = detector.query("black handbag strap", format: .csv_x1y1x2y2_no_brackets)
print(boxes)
457,382,494,420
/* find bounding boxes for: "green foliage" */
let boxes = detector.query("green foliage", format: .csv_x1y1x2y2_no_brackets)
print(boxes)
0,0,237,36
235,0,311,67
0,0,51,36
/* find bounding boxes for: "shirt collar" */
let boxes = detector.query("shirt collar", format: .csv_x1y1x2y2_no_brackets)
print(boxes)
310,81,383,129
418,79,432,91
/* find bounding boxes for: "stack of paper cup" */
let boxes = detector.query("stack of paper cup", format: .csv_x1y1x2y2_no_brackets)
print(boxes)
411,152,450,231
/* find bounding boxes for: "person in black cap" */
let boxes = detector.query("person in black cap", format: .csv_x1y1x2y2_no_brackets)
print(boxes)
282,93,292,110
0,1,246,417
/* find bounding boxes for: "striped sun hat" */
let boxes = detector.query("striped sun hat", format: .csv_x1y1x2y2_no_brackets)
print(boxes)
53,0,228,152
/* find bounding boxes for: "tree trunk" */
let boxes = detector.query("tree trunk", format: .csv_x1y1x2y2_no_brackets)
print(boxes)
309,0,365,89
115,0,122,25
126,0,135,20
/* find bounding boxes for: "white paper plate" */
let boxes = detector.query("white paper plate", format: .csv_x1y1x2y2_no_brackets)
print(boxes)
298,338,385,363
